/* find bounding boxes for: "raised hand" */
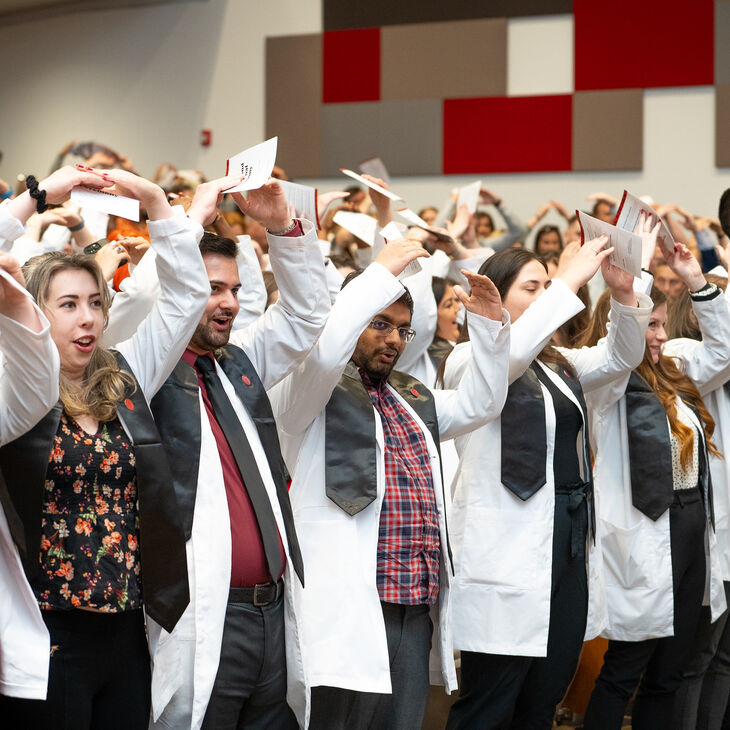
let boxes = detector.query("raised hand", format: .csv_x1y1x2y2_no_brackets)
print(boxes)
601,256,637,306
96,242,129,281
116,236,151,266
454,270,503,322
556,235,613,293
0,252,41,331
82,167,171,220
317,191,348,220
660,239,706,292
187,174,245,227
633,211,661,270
375,237,430,277
550,200,570,220
360,174,392,226
232,178,292,233
479,189,502,206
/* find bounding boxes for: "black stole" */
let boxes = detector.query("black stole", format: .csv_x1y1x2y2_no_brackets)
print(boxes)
626,370,714,523
150,344,305,585
0,352,190,633
500,360,595,539
324,363,453,566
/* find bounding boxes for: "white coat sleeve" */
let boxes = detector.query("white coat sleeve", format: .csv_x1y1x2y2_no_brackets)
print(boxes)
228,219,330,390
0,306,60,445
662,291,730,396
508,278,584,383
269,262,405,437
102,247,161,347
433,310,510,441
396,259,438,377
441,278,584,391
0,201,26,253
561,292,653,404
114,208,209,401
231,235,266,330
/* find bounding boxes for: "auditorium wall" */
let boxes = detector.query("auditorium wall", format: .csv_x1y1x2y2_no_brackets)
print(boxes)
0,0,728,233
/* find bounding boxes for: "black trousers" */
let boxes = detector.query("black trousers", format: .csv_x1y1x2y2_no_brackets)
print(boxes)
584,488,707,730
446,490,589,730
309,602,433,730
201,587,296,730
0,608,150,730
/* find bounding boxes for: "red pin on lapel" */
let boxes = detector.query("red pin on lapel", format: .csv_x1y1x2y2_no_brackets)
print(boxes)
241,375,252,386
124,398,135,411
410,387,420,397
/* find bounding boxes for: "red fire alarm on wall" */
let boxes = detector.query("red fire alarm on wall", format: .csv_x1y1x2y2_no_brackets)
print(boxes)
200,129,212,147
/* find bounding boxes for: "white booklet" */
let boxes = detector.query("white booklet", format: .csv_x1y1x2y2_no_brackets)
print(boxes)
359,157,391,186
396,208,455,243
70,187,140,221
577,211,642,278
277,179,320,228
224,137,278,193
380,221,423,279
456,180,482,214
339,168,403,202
333,211,378,246
614,190,674,254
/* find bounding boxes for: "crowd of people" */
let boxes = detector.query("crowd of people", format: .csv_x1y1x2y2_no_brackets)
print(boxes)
0,140,730,730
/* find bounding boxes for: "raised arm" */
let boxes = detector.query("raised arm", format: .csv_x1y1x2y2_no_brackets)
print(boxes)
0,166,109,253
0,253,60,444
228,179,330,389
107,170,217,400
269,239,427,437
433,269,510,440
660,239,730,395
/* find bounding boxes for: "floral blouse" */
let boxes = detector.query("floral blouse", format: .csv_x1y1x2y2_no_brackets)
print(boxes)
32,413,141,612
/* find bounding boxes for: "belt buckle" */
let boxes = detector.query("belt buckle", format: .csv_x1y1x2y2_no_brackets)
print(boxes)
253,583,270,606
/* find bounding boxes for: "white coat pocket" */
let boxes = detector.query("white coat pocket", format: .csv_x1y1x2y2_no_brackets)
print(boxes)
459,508,546,590
600,519,654,591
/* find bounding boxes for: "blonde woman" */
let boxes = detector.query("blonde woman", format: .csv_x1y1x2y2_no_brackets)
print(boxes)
0,167,239,728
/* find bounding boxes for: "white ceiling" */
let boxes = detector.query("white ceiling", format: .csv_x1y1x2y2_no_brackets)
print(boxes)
0,0,203,24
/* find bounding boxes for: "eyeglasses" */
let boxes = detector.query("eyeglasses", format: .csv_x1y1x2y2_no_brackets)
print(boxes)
368,319,416,343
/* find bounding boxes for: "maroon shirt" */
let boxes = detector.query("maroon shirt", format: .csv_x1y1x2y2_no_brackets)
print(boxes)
182,348,285,587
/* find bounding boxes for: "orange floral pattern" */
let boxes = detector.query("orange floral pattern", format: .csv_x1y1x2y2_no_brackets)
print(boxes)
33,414,141,612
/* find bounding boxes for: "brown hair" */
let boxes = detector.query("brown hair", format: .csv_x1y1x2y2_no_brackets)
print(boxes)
575,289,612,348
436,248,573,386
581,285,718,469
667,273,727,341
23,252,136,422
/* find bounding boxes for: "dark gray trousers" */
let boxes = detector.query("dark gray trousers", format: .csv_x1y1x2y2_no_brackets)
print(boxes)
201,590,297,730
309,602,433,730
674,581,730,730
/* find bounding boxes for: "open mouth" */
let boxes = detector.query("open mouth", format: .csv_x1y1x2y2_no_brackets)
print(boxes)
379,349,397,363
73,336,95,353
211,316,231,331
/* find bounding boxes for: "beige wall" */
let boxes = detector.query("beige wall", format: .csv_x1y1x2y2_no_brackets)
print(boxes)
1,1,728,236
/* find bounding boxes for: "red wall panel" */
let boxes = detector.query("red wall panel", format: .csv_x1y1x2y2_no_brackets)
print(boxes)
574,0,714,91
443,95,573,174
322,28,381,103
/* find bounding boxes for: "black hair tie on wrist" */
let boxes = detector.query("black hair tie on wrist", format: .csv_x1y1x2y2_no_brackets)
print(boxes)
25,175,48,214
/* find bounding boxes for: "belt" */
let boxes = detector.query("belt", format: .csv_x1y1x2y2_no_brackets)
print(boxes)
556,480,592,559
229,580,284,606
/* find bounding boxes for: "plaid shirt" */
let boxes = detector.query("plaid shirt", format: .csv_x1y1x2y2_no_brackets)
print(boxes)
362,372,441,605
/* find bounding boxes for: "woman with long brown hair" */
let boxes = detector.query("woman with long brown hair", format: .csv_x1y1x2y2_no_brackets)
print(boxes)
663,274,730,729
583,243,730,729
443,233,654,729
0,167,239,727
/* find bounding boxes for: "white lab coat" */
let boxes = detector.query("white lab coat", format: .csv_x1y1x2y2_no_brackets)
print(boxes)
268,261,510,727
593,291,730,641
145,221,330,730
0,207,210,698
444,279,653,656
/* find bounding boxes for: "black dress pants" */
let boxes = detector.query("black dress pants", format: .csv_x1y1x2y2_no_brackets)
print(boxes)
201,587,296,730
446,490,589,730
584,488,707,730
0,608,150,730
309,602,433,730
